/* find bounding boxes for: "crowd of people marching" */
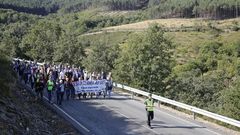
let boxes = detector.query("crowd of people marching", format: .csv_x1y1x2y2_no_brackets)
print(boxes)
12,59,113,105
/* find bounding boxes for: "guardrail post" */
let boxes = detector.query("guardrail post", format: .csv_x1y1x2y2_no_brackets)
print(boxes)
158,101,161,108
192,112,196,120
131,92,134,99
121,84,124,92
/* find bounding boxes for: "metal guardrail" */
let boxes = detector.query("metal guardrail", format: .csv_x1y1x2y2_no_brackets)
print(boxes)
12,58,240,128
113,82,240,128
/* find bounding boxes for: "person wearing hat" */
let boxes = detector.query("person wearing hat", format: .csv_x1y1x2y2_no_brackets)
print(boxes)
144,93,154,128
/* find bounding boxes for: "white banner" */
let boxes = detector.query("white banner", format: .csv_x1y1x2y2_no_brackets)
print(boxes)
72,80,106,94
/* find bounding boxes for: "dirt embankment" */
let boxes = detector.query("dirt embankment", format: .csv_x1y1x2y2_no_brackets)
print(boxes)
0,80,79,135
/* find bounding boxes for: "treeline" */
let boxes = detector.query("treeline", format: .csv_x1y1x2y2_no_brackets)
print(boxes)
105,0,149,10
59,0,149,12
0,0,89,15
0,4,53,16
0,0,147,15
1,0,239,19
147,0,240,19
0,0,59,15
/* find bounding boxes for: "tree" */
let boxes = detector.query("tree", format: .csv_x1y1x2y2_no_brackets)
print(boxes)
83,41,119,73
21,21,62,62
53,33,85,66
114,24,174,94
219,77,240,121
167,71,225,110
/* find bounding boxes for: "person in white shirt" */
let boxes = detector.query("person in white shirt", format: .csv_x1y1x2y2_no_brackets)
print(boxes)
59,70,65,81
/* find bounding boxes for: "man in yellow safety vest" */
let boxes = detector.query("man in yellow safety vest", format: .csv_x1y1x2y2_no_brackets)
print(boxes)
47,79,54,103
144,93,154,128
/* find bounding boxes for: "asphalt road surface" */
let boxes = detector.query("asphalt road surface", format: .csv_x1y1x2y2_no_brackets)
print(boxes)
47,92,227,135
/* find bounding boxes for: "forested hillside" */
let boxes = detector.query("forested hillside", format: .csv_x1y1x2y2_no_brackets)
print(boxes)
1,0,240,19
0,0,148,15
147,0,240,19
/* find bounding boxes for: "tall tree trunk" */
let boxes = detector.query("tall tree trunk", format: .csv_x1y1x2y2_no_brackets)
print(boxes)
236,2,239,18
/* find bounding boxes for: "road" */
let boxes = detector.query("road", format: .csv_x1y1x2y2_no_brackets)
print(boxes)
48,92,225,135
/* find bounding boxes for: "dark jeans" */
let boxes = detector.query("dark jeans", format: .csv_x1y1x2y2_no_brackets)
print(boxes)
107,90,111,98
66,89,70,100
83,93,87,99
71,89,75,98
47,91,53,103
57,92,64,105
147,111,154,126
24,73,28,84
31,81,34,89
36,89,43,99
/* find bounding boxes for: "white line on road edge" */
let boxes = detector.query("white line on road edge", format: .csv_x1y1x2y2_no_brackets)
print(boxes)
43,96,91,134
102,104,159,135
23,84,92,134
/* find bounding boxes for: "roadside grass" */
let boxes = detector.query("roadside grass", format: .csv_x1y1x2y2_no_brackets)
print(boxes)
166,31,240,64
79,31,131,46
218,31,240,44
98,10,139,17
166,31,212,63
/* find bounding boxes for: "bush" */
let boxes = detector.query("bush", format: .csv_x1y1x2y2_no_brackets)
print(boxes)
0,53,12,97
232,25,240,31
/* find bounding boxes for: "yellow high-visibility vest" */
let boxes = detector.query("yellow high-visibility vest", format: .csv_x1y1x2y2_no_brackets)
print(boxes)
145,99,154,111
47,80,54,91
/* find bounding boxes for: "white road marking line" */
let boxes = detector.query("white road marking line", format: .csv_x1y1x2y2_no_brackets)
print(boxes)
43,96,91,133
24,84,92,134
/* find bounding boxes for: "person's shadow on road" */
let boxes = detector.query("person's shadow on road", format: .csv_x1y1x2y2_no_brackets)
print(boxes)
151,121,205,129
